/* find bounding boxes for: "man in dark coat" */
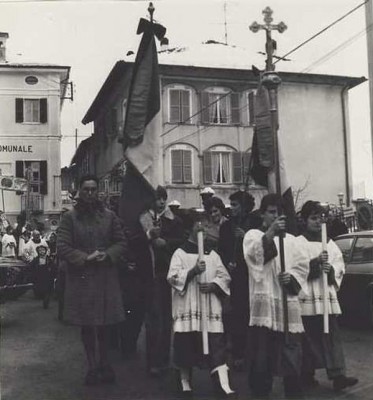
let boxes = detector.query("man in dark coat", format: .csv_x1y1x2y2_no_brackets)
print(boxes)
57,175,127,386
218,190,257,370
140,185,184,376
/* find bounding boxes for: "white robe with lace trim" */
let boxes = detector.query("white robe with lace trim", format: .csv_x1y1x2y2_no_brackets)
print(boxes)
296,236,344,316
167,248,230,333
243,230,309,333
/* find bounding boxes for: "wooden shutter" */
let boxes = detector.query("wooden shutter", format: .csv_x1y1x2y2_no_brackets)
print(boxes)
181,90,190,123
183,150,192,183
40,161,48,194
15,161,24,178
230,92,240,124
201,92,210,124
169,89,180,123
203,151,213,184
15,98,24,123
171,150,183,183
232,151,243,183
40,98,48,123
248,91,255,125
243,151,252,184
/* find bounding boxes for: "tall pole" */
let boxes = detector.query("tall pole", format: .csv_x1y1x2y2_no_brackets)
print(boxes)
25,167,32,224
250,7,289,337
365,0,373,173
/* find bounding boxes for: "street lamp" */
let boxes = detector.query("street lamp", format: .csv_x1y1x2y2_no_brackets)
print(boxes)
338,192,345,208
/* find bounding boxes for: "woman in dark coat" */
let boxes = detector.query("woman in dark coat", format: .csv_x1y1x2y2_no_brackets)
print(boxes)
57,175,127,386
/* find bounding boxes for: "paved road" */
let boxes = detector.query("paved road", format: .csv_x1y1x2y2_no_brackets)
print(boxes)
1,292,372,400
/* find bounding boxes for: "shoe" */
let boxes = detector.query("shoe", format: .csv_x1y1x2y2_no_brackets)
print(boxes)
84,368,99,386
176,368,193,398
211,364,237,399
98,365,116,384
333,375,358,391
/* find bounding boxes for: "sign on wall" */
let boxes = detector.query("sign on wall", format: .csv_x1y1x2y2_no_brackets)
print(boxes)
0,175,28,192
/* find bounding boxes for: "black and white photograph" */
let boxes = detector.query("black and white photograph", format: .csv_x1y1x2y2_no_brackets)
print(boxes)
0,0,372,399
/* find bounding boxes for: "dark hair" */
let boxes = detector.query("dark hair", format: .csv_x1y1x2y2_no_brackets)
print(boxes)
155,185,168,201
229,191,255,214
300,200,324,221
79,174,99,188
259,193,283,214
205,196,225,214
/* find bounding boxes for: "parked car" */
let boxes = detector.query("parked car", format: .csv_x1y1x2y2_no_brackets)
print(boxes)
335,231,373,326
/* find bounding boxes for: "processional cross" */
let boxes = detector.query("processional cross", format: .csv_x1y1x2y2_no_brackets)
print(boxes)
249,7,290,337
249,6,287,71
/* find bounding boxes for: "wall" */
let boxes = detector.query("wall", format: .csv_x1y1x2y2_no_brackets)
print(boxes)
0,67,64,221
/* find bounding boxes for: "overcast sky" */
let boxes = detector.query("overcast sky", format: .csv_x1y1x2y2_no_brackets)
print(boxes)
0,0,372,199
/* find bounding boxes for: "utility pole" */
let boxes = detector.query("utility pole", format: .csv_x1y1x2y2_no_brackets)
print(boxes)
25,166,32,224
223,1,228,45
365,0,373,173
249,7,289,336
75,128,78,150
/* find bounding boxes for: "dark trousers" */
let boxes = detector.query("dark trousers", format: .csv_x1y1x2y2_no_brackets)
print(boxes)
248,326,303,397
174,332,227,370
145,276,172,370
302,315,346,379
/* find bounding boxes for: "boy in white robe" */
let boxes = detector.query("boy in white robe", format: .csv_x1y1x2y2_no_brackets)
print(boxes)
297,201,358,391
167,212,235,398
243,194,309,399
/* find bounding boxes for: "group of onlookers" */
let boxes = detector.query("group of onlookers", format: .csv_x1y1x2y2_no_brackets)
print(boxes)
17,173,357,399
1,222,57,309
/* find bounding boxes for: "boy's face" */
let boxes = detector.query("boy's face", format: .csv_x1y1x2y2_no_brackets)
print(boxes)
262,205,279,228
38,247,47,256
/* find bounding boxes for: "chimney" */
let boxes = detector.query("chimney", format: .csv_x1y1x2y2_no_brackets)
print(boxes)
0,32,9,63
160,37,169,51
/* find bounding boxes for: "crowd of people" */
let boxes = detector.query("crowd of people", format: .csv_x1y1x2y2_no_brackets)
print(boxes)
1,174,359,399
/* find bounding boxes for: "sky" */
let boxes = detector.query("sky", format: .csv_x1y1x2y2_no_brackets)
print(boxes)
0,0,372,199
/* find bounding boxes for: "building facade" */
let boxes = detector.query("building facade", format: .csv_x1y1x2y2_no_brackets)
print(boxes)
0,33,70,227
79,43,365,210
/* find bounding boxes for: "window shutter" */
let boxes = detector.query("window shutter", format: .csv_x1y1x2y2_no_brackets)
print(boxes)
40,161,48,194
40,99,48,123
201,92,210,124
15,98,24,123
242,151,252,184
169,90,180,123
181,90,190,123
203,151,213,184
183,150,192,183
248,91,255,126
230,92,240,124
232,151,243,183
171,150,183,183
15,161,24,178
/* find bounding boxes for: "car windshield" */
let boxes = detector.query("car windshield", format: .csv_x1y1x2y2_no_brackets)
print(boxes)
335,237,354,262
350,237,373,263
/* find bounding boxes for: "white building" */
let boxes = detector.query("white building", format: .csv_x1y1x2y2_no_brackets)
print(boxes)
0,32,70,227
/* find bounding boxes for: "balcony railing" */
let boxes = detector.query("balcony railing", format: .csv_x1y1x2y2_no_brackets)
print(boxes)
21,194,44,213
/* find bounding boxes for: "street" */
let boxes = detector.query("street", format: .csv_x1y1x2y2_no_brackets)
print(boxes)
1,292,372,400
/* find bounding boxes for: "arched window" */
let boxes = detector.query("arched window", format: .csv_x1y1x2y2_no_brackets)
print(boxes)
203,146,251,185
169,144,194,184
167,84,193,124
201,87,240,125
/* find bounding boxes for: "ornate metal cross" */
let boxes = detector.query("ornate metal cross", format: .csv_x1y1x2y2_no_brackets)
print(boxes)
249,7,287,71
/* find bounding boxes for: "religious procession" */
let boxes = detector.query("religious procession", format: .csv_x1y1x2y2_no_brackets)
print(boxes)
1,1,373,400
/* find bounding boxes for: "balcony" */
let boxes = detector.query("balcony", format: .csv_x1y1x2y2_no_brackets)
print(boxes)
21,194,44,213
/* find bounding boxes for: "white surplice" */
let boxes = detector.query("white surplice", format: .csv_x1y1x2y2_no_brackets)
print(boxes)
167,247,230,333
296,235,344,316
243,230,309,333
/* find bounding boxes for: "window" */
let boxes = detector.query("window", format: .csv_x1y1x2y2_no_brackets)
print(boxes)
351,237,373,263
168,89,191,123
247,90,255,126
335,237,354,263
201,90,240,125
15,160,47,194
203,148,251,185
171,148,192,184
15,98,48,123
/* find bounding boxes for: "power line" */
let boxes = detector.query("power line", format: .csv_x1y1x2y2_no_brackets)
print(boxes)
274,0,369,66
302,22,373,73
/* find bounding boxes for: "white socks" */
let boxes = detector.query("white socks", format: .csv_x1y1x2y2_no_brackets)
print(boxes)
180,368,192,391
211,364,235,394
